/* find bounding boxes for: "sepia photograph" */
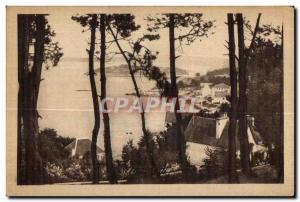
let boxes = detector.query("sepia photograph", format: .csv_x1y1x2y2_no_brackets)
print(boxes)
6,6,294,196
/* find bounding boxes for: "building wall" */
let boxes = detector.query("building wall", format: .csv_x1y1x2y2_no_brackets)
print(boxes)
200,83,212,97
71,148,76,157
212,96,228,104
216,117,229,139
211,86,230,97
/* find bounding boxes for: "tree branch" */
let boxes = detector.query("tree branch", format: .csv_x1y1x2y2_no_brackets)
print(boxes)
245,13,262,64
107,24,130,64
224,45,239,61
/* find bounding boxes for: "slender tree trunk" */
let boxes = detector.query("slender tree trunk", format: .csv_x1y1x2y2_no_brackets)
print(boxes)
32,16,46,105
32,15,46,184
107,24,160,180
236,13,252,176
277,25,284,182
169,14,189,181
227,13,238,183
20,15,46,185
23,68,35,185
89,15,101,184
99,14,117,184
17,14,30,185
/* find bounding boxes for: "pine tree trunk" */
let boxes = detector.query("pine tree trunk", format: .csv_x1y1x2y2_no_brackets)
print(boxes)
32,15,46,104
127,59,160,181
17,14,30,185
277,25,284,182
23,69,35,184
107,24,160,180
227,13,238,183
169,14,189,181
89,15,101,184
32,15,46,184
236,13,252,176
99,14,117,184
19,15,46,185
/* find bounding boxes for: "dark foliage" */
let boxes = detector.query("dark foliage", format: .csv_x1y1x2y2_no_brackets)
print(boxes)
247,25,283,181
147,13,215,45
39,128,74,165
17,14,63,185
200,147,227,180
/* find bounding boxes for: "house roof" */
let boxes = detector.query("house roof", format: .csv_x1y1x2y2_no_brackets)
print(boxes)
184,116,218,146
64,140,76,151
217,122,264,148
216,121,240,148
184,116,264,150
249,125,264,144
65,138,104,156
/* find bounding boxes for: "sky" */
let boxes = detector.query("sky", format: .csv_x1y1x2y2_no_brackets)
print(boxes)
46,9,283,74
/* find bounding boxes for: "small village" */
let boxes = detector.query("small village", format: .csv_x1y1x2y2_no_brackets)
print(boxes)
61,71,269,183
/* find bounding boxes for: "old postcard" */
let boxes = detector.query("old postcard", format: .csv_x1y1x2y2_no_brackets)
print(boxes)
6,6,294,197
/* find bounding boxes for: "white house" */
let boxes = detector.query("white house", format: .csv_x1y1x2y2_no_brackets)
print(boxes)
211,83,230,97
211,83,230,104
184,115,267,167
64,138,105,160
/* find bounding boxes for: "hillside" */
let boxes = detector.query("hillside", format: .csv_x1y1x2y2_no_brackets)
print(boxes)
94,64,188,76
177,67,230,89
61,56,227,76
206,67,229,76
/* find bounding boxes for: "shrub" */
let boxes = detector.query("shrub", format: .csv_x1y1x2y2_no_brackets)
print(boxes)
64,159,86,181
117,130,199,183
251,150,268,166
45,162,68,183
200,147,227,179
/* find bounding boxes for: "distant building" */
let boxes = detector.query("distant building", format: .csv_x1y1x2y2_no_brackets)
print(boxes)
200,82,213,97
214,73,230,79
64,138,104,160
212,96,229,104
211,83,230,104
211,83,230,97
